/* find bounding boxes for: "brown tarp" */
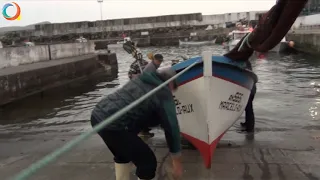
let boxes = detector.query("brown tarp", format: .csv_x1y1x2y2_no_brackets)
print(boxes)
224,0,308,62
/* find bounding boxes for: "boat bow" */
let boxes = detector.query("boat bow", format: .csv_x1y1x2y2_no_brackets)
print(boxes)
172,52,257,168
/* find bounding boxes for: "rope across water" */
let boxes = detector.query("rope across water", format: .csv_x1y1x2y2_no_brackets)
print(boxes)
11,59,201,180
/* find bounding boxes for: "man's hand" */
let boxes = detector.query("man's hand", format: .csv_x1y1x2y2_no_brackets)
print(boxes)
171,155,183,179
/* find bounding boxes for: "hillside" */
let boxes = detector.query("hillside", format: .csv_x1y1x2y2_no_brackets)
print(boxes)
0,21,51,34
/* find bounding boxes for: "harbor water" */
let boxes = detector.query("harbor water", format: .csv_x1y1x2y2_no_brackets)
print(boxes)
1,45,319,136
1,45,320,179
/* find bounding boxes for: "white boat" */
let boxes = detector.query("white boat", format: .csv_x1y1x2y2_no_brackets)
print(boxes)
23,42,35,47
269,37,288,53
108,37,138,48
75,36,88,43
226,30,287,53
171,51,258,168
179,39,216,47
226,30,251,51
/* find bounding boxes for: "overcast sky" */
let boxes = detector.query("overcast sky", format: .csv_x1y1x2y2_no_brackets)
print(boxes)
0,0,276,28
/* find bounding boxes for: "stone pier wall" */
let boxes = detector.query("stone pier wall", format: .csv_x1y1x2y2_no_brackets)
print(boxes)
2,11,266,46
49,41,95,60
0,45,49,69
0,41,118,106
0,41,96,69
0,52,118,106
286,32,320,55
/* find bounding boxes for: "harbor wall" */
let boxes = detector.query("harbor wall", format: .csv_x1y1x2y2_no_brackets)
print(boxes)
12,11,266,37
0,42,96,69
286,32,320,55
146,29,228,46
1,11,266,47
288,14,320,56
49,41,95,60
100,28,230,47
0,52,118,106
292,14,320,29
0,45,49,69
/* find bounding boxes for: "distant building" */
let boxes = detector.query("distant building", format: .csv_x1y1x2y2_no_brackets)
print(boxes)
29,11,266,37
1,11,267,40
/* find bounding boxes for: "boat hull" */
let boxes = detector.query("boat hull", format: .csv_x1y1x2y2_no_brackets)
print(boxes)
227,39,241,52
269,42,288,53
179,39,216,47
108,41,138,48
172,53,257,168
228,37,288,53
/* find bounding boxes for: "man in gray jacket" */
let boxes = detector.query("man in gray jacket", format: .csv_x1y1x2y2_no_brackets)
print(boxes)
128,54,164,138
90,62,182,180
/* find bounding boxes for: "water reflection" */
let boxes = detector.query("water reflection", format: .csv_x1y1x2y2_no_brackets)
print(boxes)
0,75,117,125
251,52,320,125
0,45,320,135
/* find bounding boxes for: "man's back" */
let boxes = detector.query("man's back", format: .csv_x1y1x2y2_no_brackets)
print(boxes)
91,68,182,157
92,71,171,131
92,77,154,129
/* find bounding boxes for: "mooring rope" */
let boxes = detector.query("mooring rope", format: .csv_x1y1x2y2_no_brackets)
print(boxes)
11,59,201,180
237,32,252,52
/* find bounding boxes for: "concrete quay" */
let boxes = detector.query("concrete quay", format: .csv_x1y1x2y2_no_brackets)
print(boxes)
0,41,97,69
286,29,320,56
0,122,319,180
287,16,320,56
4,12,249,47
90,29,228,47
0,42,118,106
136,30,226,47
17,12,263,37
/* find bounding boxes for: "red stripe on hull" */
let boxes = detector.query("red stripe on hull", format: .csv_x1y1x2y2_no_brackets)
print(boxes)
181,132,226,169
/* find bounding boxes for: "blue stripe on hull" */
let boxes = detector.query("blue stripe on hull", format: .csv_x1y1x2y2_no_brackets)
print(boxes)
176,65,203,85
172,55,256,90
212,65,254,90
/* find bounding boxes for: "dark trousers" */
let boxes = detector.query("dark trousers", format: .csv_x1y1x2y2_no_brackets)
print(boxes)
245,84,256,131
91,117,157,179
141,127,152,133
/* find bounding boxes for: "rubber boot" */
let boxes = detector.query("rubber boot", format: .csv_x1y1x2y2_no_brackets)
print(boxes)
115,163,131,180
138,128,155,138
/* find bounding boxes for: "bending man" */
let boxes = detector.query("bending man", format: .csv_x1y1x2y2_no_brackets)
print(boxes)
128,53,164,137
90,62,182,180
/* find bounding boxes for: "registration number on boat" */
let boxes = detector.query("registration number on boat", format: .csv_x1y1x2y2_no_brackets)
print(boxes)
219,92,243,112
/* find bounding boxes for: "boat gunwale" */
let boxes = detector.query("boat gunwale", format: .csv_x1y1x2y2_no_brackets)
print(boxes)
172,56,258,84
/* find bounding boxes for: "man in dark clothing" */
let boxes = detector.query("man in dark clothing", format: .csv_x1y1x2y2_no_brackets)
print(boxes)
241,60,257,132
128,54,164,79
128,58,149,79
128,54,164,137
90,63,182,180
